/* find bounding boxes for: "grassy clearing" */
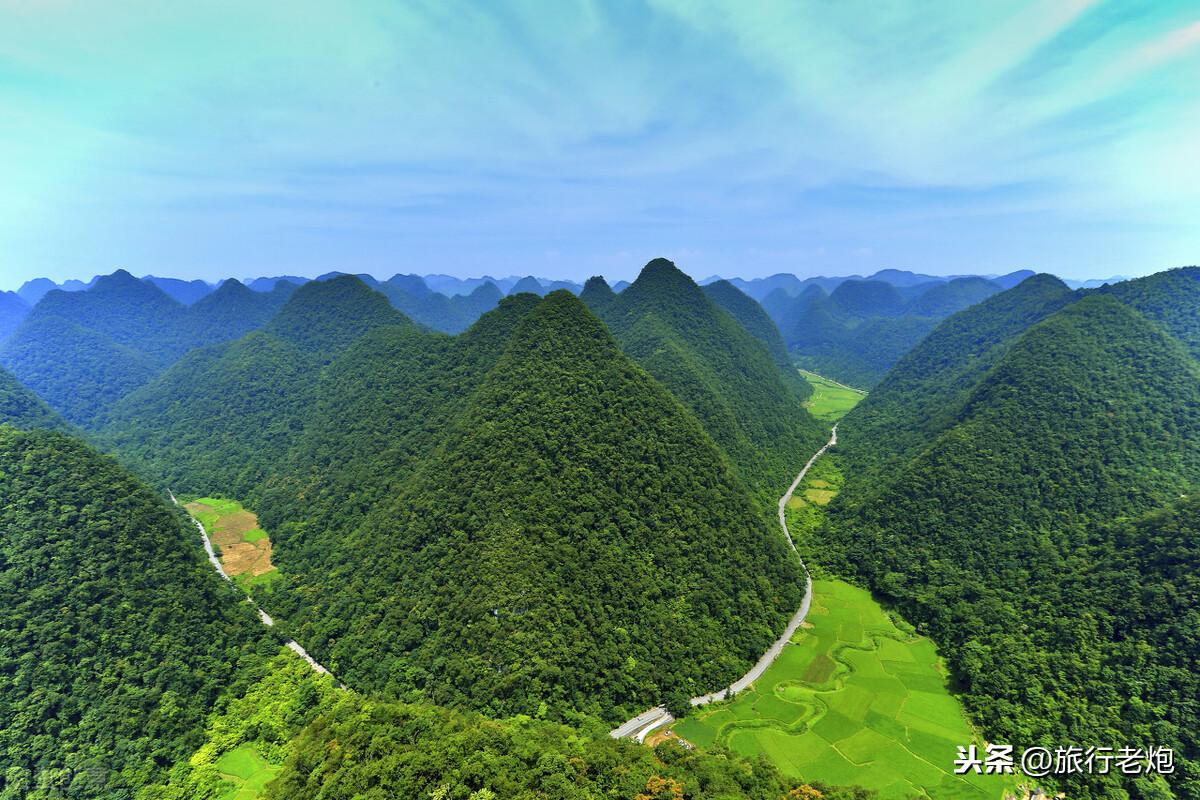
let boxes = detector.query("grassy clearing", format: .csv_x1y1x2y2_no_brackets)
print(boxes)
673,580,1012,800
800,369,867,421
185,496,278,592
214,743,281,800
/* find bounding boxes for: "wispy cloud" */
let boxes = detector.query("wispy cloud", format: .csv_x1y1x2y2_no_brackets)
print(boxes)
0,0,1197,285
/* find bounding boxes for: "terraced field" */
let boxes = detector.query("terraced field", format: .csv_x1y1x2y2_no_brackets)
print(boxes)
673,580,1013,800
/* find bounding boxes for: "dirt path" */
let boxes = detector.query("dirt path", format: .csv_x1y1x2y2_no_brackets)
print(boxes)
610,425,838,741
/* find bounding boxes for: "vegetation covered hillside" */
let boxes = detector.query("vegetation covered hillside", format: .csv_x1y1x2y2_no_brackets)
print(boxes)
378,276,504,333
579,274,617,313
262,275,411,354
701,278,800,384
0,313,162,425
0,290,28,342
1094,266,1200,359
0,428,268,798
269,292,807,720
600,259,825,500
838,273,1075,485
266,693,830,800
0,364,66,430
257,294,542,548
96,276,415,499
765,275,1005,387
0,270,304,426
145,651,870,800
820,291,1200,799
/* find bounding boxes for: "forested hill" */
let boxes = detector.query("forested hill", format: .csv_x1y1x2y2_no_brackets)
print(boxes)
95,276,416,500
378,277,504,333
257,293,542,547
837,273,1075,485
701,278,799,384
263,274,412,354
579,274,617,312
0,364,65,430
266,291,807,720
819,286,1200,799
599,258,825,500
1093,266,1200,360
0,270,298,426
765,275,1005,387
0,427,268,797
185,277,296,342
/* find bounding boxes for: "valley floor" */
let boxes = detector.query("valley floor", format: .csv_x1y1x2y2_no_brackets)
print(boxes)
673,579,1012,800
799,369,867,422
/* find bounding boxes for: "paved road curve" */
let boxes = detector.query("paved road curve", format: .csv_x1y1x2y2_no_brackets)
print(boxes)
170,490,335,679
610,425,838,741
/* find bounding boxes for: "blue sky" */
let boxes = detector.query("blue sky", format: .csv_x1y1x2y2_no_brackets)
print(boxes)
1,0,1197,287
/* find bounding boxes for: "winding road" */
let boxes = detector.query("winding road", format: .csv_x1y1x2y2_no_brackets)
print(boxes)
170,490,334,679
610,424,838,742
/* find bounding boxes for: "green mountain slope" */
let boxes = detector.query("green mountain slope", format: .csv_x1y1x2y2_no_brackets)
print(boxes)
96,277,414,499
600,259,825,499
0,364,63,430
0,271,305,426
1094,265,1200,359
906,276,1001,316
770,276,1005,387
0,428,267,796
258,294,542,549
185,277,296,342
146,651,858,800
838,273,1075,484
27,269,186,362
0,313,161,425
579,275,617,313
264,275,411,354
820,293,1200,799
272,292,807,720
701,278,804,390
829,279,906,317
96,332,315,498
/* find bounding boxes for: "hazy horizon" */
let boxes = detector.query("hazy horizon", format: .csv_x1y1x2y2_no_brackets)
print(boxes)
1,262,1143,296
3,2,1197,287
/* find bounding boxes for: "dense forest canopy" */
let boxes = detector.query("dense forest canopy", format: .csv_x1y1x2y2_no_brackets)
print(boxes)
0,364,64,431
0,427,270,798
838,273,1075,486
260,291,807,720
700,279,801,387
600,259,825,501
143,650,871,800
6,257,1200,799
0,271,296,426
820,284,1200,799
256,293,544,546
758,273,1006,387
94,276,422,500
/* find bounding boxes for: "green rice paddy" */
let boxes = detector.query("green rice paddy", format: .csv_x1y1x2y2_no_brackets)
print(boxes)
800,369,867,421
673,580,1013,799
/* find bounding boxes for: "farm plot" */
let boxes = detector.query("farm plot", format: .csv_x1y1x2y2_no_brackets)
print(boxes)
673,580,1013,800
